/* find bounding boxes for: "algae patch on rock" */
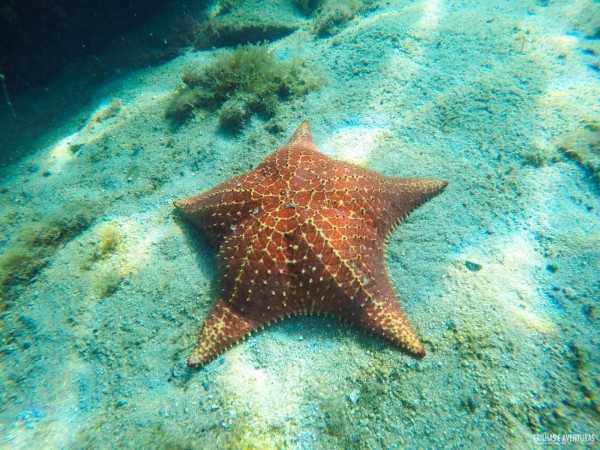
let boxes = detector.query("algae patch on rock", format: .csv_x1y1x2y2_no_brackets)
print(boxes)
0,205,99,309
165,42,321,130
312,0,361,37
558,123,600,188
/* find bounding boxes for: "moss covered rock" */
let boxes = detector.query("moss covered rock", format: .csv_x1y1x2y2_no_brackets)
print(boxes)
165,42,320,130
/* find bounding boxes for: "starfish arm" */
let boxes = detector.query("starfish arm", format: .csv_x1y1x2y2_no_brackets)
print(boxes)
173,172,261,247
371,176,448,235
187,298,256,367
293,213,426,356
287,120,313,145
354,293,426,357
335,230,427,356
314,158,447,236
337,215,427,356
319,243,426,357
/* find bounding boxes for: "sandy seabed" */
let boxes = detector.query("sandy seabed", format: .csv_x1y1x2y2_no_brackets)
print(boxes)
1,0,599,448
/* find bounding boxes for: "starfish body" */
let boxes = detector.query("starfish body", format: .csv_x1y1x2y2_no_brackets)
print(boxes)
174,121,447,367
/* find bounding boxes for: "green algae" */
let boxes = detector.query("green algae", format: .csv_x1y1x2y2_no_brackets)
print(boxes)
77,221,123,271
165,42,320,130
0,204,99,309
558,123,600,189
312,0,361,37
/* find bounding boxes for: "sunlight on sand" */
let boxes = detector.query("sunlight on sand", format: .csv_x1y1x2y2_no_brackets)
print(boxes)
447,231,555,334
44,91,170,173
322,125,388,165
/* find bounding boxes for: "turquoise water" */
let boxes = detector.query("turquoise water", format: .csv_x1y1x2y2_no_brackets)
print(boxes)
1,0,599,448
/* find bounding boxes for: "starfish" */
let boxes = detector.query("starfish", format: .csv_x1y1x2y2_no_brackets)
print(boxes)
174,121,447,367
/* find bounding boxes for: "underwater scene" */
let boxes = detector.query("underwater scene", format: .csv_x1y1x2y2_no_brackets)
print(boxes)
0,0,599,448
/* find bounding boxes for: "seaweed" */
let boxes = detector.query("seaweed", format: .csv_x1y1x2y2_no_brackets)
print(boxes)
164,42,320,130
70,220,127,299
0,206,98,309
557,123,600,189
312,0,361,37
94,222,123,259
88,99,122,125
77,221,123,271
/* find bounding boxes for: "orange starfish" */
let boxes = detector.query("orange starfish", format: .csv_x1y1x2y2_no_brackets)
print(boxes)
174,121,447,367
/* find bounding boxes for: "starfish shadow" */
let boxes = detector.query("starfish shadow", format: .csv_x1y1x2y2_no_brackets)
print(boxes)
172,209,220,306
259,315,404,358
